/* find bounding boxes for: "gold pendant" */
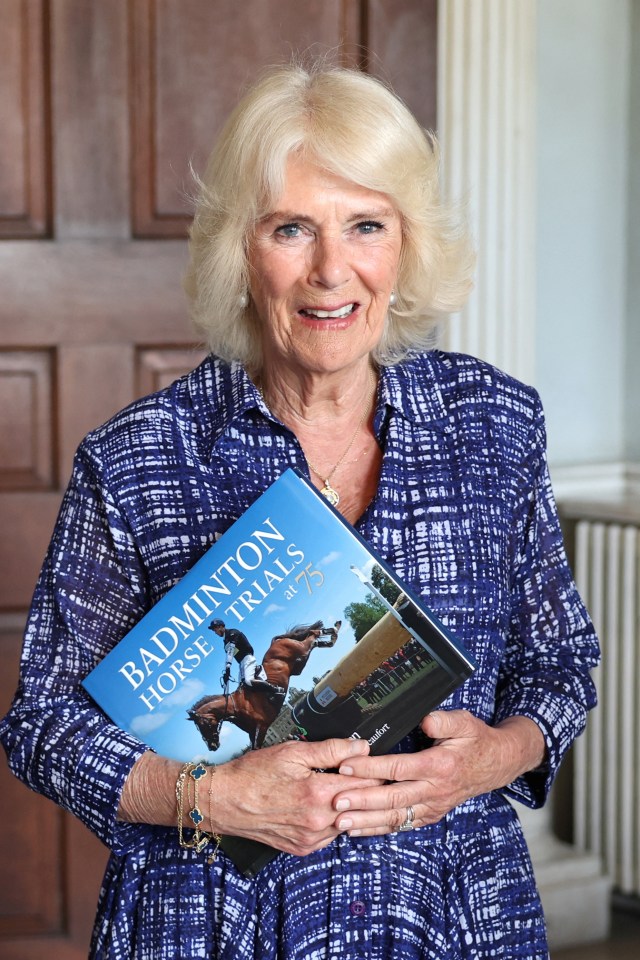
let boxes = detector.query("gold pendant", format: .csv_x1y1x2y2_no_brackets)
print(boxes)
320,481,340,506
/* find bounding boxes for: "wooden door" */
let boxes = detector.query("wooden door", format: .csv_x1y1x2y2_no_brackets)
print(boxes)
0,1,436,955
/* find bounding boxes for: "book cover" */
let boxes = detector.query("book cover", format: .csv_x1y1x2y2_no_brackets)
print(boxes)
82,469,476,875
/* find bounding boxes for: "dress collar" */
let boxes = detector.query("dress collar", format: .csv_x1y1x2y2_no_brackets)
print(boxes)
187,351,454,463
186,356,264,462
377,352,453,432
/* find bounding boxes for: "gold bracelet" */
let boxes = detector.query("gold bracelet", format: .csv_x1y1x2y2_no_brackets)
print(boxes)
176,761,208,853
175,760,221,862
175,761,190,847
207,763,222,865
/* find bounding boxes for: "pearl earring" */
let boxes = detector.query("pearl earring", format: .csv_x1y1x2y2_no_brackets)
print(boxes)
238,291,249,309
389,291,397,307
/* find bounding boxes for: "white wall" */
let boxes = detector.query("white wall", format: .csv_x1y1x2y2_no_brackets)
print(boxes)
626,1,640,461
536,0,632,467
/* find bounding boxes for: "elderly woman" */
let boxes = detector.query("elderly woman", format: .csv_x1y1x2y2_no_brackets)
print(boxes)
0,63,599,959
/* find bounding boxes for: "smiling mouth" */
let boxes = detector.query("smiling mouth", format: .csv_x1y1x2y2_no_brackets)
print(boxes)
299,303,358,320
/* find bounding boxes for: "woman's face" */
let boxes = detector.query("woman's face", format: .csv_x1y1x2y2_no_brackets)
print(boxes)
247,154,403,381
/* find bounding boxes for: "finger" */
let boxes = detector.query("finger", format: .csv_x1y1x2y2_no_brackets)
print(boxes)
421,709,477,740
338,750,424,782
334,780,419,817
337,814,404,838
336,802,445,837
266,826,341,858
301,736,370,770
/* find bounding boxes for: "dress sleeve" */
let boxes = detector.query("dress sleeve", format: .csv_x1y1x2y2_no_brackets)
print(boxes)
0,443,154,854
494,394,600,808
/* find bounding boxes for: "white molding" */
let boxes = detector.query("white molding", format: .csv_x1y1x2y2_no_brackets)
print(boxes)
551,460,640,501
437,0,537,384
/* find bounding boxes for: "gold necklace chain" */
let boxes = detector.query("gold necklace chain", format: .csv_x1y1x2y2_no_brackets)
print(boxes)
259,371,376,507
304,374,374,506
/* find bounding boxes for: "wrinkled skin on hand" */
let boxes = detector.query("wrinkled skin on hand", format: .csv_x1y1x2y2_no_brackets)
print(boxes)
119,713,544,854
212,737,380,856
331,710,546,837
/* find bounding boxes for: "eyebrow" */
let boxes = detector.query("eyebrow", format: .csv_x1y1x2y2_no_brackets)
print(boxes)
261,206,397,224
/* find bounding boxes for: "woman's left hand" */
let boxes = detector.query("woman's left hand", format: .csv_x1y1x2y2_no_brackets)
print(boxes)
332,710,546,836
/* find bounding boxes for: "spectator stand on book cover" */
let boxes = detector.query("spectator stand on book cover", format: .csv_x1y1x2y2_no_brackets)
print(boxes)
0,58,600,960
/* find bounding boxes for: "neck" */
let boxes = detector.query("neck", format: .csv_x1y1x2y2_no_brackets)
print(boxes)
256,363,379,511
257,363,377,428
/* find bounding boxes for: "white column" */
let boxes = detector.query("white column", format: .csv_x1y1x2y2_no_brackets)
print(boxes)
437,0,536,384
436,1,611,947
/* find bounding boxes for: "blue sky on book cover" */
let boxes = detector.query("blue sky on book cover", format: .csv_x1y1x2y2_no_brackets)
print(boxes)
83,470,469,764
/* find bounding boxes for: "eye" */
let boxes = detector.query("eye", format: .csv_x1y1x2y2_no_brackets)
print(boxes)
275,222,304,239
356,220,385,235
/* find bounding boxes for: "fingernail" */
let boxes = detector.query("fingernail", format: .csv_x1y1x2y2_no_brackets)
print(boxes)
336,798,350,811
338,817,353,831
348,829,362,837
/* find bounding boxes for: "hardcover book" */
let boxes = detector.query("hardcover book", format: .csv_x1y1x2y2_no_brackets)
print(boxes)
82,469,476,875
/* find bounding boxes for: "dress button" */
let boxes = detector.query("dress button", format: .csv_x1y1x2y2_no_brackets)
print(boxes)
350,900,366,917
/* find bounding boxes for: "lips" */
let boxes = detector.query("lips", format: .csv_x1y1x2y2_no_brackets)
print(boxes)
299,303,358,320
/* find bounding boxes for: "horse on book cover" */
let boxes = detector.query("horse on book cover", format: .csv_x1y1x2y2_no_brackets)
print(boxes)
188,619,341,751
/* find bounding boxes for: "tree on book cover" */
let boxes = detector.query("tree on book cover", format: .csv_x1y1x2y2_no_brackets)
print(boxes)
82,469,475,872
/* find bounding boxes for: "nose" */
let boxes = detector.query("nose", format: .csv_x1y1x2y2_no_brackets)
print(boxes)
309,234,352,288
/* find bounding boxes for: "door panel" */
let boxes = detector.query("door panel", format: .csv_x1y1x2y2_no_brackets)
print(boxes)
0,0,49,239
131,0,358,236
0,2,436,954
0,615,66,944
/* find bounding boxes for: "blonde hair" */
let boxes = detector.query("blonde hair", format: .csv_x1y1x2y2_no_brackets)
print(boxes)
184,61,474,368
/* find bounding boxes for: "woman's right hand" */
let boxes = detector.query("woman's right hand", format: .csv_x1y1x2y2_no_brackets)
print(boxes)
212,737,375,856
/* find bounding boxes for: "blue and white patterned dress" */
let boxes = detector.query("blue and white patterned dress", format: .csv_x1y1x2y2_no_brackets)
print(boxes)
0,351,599,959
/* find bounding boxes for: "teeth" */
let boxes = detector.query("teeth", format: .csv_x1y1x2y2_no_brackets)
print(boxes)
303,304,355,319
